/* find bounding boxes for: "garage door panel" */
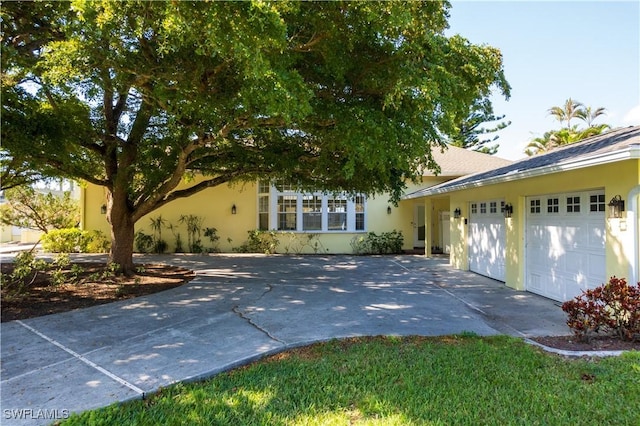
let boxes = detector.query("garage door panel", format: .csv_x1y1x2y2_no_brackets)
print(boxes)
525,191,605,302
588,253,606,280
588,223,606,248
469,200,505,282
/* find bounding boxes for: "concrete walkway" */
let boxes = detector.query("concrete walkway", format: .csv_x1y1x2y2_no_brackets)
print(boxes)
1,254,570,425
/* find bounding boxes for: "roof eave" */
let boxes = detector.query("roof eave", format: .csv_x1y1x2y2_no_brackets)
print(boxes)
404,144,640,200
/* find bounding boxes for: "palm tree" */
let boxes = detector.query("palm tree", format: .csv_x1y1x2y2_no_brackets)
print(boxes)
524,124,611,156
524,131,556,156
548,98,584,128
577,105,607,127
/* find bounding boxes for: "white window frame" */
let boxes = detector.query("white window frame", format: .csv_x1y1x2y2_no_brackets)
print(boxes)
258,182,367,233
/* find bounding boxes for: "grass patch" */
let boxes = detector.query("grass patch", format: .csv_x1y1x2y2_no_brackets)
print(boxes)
61,335,640,425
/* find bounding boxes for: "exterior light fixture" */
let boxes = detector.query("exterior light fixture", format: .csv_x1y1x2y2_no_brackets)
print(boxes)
504,203,513,219
453,208,461,219
608,195,625,218
100,204,107,214
231,204,237,215
387,206,392,215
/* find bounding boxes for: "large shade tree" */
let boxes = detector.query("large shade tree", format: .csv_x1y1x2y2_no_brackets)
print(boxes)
2,0,510,273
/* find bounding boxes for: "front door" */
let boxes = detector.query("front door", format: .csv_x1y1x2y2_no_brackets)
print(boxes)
413,204,426,248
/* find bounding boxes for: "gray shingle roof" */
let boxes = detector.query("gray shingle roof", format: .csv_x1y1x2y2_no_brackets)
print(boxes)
406,125,640,198
424,144,512,177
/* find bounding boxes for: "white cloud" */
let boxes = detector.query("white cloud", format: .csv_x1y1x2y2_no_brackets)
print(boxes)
622,105,640,125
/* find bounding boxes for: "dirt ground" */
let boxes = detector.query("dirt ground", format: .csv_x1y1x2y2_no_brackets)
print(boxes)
1,262,194,322
1,261,638,352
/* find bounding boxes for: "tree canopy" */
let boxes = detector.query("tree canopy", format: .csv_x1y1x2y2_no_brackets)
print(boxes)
448,98,511,155
1,0,510,272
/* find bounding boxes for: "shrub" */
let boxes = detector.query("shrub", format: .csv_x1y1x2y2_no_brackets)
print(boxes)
85,230,111,253
281,233,328,254
235,230,279,254
41,228,110,253
0,252,83,299
1,251,48,300
350,230,404,255
135,231,153,253
562,277,640,342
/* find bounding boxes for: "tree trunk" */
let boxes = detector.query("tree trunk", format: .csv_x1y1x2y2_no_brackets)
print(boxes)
106,190,136,275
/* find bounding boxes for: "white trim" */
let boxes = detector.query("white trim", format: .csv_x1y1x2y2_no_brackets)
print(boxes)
404,144,640,199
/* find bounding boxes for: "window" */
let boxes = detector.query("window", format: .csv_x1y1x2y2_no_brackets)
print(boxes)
490,201,497,214
258,183,270,230
262,181,366,232
566,196,581,213
471,203,478,214
258,196,270,230
328,197,347,231
278,195,297,230
302,195,322,230
547,198,559,213
590,194,605,212
530,199,541,214
355,195,365,231
480,202,487,214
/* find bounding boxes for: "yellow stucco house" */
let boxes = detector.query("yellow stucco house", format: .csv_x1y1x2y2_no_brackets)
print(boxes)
405,125,640,302
81,146,511,256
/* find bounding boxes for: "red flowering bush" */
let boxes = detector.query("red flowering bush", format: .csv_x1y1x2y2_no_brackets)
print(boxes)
561,277,640,342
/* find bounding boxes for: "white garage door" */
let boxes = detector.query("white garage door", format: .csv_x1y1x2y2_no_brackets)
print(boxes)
526,191,606,302
468,200,506,281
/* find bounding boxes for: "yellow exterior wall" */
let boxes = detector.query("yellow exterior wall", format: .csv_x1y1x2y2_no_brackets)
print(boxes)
1,225,13,243
82,176,449,254
443,159,639,290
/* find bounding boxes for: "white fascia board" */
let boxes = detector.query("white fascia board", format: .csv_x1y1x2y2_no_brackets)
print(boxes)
404,146,640,199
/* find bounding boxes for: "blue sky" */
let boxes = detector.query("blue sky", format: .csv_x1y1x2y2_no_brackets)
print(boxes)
446,0,639,160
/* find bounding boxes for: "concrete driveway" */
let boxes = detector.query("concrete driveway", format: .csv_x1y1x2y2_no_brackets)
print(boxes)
1,254,570,425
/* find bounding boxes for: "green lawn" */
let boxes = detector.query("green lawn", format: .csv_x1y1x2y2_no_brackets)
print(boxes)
62,335,640,425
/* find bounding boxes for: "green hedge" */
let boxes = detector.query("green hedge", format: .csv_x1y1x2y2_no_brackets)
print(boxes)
41,228,111,253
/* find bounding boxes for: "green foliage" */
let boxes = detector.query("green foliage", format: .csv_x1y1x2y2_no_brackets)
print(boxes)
41,228,110,253
135,215,168,253
134,231,153,253
179,214,205,253
0,186,80,233
562,277,640,342
149,215,168,253
351,230,404,254
281,233,328,254
0,251,81,298
1,0,510,270
204,227,220,253
235,230,279,254
62,335,640,425
448,98,511,155
0,251,47,300
525,98,610,156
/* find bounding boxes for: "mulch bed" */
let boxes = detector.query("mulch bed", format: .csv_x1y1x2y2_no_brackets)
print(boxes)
531,335,640,352
1,262,195,322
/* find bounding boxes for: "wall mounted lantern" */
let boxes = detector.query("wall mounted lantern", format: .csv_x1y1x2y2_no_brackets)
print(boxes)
453,208,461,219
100,204,107,214
231,204,237,215
608,195,625,218
504,203,513,219
387,206,392,215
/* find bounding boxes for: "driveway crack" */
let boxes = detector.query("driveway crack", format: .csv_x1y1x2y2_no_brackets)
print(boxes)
232,303,285,345
258,283,273,300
